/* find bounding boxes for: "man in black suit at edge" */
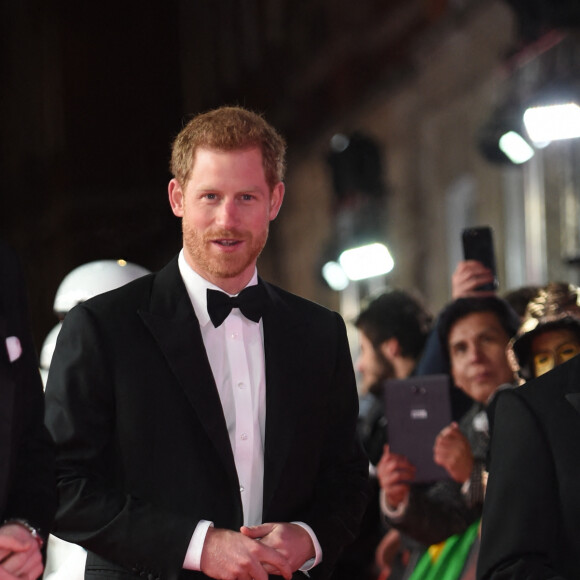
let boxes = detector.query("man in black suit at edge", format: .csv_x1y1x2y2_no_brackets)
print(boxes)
0,241,56,579
477,356,580,579
45,106,369,580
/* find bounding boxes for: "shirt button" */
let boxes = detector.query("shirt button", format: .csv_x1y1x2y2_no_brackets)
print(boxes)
230,332,239,340
240,486,245,493
238,382,246,389
240,433,248,440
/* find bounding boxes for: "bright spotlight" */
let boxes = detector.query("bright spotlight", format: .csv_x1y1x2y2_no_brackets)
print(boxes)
339,243,394,281
498,131,535,164
523,103,580,143
321,261,350,291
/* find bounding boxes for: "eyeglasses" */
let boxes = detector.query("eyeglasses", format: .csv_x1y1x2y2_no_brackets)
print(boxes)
532,342,580,377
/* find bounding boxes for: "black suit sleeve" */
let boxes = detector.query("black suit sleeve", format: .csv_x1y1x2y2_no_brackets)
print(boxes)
477,389,566,579
45,304,196,580
0,242,56,539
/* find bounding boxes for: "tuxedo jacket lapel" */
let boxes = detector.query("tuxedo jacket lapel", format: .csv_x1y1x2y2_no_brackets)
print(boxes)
565,392,580,414
138,259,239,493
564,357,580,415
261,281,308,516
138,265,319,519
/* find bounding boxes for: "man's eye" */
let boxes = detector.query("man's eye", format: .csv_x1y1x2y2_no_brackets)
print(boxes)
241,193,255,201
204,193,217,200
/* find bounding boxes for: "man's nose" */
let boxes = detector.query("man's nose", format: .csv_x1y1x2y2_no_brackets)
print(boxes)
468,343,484,362
215,199,238,227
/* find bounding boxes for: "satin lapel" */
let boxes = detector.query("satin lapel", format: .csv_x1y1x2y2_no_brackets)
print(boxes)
138,259,238,491
261,282,307,516
565,393,580,414
564,356,580,415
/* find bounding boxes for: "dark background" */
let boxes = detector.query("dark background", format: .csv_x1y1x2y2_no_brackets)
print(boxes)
1,0,578,349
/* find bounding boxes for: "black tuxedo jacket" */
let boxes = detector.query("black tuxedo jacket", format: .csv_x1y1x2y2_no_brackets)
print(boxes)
478,355,580,579
45,257,369,580
0,241,55,538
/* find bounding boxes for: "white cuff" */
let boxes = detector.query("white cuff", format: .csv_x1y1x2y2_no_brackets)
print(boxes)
380,489,409,521
183,520,214,570
291,521,322,572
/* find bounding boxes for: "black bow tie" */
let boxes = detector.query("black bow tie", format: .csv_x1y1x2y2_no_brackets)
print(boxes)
206,285,266,328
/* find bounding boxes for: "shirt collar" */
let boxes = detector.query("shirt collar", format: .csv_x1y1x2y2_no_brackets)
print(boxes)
177,249,259,327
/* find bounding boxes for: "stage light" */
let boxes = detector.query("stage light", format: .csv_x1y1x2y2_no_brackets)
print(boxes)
321,261,350,291
498,131,535,164
523,102,580,142
477,107,535,165
338,243,394,281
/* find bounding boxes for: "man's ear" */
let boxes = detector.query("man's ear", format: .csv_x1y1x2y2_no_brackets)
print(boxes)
269,182,285,221
379,337,401,362
168,178,185,217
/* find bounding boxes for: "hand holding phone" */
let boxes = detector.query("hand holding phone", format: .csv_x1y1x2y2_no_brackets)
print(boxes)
452,260,496,298
461,226,498,292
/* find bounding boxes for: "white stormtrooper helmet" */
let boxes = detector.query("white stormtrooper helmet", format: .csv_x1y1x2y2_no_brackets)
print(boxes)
39,322,62,385
41,260,150,385
53,259,150,316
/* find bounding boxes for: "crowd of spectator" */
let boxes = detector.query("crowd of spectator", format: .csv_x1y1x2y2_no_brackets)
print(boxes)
352,260,580,580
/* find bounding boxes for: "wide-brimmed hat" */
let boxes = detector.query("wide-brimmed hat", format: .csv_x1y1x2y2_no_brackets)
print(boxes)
508,282,580,381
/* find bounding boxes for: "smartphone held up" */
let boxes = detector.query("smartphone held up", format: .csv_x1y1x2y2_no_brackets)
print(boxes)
461,226,498,292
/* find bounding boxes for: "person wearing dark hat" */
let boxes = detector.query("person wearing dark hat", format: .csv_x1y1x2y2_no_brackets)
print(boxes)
477,283,580,579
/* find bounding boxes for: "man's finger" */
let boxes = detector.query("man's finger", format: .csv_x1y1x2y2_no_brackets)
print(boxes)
240,523,274,539
2,546,43,579
262,561,292,577
0,537,29,556
0,567,19,580
257,546,292,580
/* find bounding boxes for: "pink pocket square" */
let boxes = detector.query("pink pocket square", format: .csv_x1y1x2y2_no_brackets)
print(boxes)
5,336,22,362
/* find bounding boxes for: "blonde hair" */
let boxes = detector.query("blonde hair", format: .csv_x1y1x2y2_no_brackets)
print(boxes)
170,106,286,190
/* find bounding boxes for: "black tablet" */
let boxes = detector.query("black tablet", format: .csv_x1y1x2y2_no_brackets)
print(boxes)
383,374,452,483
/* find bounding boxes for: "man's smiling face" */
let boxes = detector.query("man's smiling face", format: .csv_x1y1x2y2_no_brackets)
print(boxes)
168,147,284,294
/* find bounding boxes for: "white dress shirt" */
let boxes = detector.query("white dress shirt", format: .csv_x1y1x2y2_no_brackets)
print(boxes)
177,252,321,572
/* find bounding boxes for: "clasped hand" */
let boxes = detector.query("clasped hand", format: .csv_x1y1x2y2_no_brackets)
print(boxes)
0,524,43,580
201,522,314,580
